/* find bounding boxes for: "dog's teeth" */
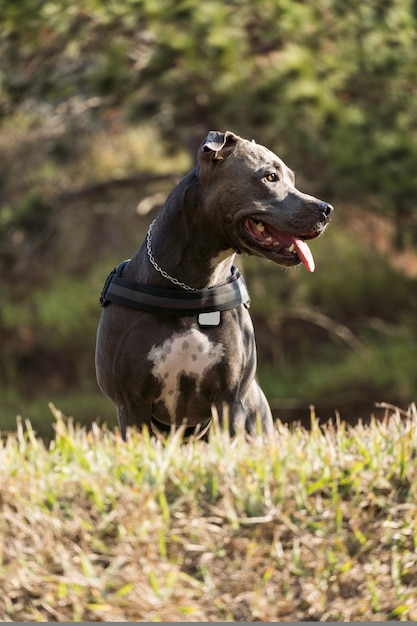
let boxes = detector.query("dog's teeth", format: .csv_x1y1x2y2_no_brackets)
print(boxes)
254,221,265,233
287,243,295,253
266,236,274,243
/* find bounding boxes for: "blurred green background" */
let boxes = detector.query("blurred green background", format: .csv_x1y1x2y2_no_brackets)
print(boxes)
1,0,417,437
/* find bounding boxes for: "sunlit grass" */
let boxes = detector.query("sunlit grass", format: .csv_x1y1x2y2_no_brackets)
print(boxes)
1,403,417,620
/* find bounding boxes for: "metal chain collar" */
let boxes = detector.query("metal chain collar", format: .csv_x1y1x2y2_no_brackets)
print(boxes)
146,219,201,291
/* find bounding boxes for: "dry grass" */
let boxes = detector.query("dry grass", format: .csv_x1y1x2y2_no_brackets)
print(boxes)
1,403,417,621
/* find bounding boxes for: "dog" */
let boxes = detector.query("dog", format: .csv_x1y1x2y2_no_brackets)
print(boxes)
95,130,333,440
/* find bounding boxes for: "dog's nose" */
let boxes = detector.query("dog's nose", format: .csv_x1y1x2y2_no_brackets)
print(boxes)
320,202,334,218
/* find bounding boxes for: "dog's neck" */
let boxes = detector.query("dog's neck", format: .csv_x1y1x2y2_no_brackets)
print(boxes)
143,215,236,290
146,219,235,291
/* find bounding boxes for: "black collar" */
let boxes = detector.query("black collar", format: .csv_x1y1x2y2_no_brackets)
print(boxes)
99,260,250,317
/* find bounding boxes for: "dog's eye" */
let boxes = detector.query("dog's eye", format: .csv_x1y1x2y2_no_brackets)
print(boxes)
264,172,279,183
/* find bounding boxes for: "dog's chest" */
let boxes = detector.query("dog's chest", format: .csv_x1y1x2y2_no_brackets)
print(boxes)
147,327,224,419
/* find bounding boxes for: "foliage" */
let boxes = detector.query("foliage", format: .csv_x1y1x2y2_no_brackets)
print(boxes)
2,0,417,228
244,215,417,421
1,405,417,621
1,0,417,430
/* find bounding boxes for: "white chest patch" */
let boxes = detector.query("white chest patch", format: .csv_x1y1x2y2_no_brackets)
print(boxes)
148,327,224,419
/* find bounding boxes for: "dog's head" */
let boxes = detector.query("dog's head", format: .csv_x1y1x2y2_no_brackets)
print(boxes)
197,130,333,272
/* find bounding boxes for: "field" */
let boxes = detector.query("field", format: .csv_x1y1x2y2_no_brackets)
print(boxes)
2,403,417,621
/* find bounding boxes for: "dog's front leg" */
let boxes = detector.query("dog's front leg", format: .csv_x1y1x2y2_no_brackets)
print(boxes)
214,390,273,437
116,397,153,440
243,380,274,436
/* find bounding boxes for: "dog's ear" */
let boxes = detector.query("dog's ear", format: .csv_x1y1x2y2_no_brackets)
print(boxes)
198,130,239,163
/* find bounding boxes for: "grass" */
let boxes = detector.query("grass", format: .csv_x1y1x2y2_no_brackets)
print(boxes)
1,403,417,621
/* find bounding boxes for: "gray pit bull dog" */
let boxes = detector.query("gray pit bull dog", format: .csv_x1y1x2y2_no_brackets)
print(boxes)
95,130,333,440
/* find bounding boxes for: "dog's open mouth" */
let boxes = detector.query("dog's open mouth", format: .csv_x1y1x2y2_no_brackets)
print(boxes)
244,217,322,272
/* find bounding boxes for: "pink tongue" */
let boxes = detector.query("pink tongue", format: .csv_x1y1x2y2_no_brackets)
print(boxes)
293,238,315,272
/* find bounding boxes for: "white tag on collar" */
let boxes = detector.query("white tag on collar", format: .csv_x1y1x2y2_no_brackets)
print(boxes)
198,311,221,327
